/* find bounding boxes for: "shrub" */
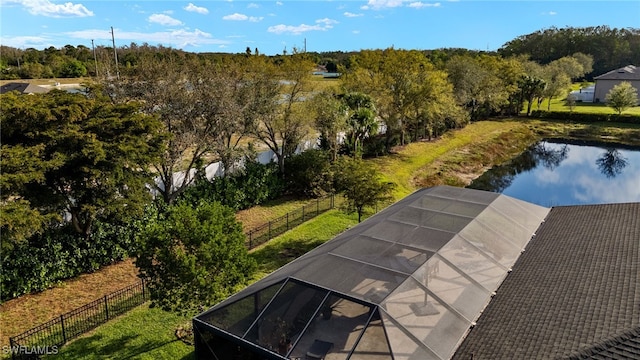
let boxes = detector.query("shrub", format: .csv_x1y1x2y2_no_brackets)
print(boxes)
285,149,333,197
179,160,284,211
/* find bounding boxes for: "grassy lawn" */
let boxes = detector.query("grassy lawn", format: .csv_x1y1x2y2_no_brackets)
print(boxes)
372,120,536,199
529,97,640,115
235,196,317,231
53,304,193,360
54,210,360,360
249,210,360,279
8,117,639,360
0,259,140,350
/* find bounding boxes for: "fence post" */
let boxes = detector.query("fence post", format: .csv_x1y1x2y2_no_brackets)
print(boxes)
60,314,67,344
104,295,109,321
142,278,146,300
286,213,289,231
302,206,305,221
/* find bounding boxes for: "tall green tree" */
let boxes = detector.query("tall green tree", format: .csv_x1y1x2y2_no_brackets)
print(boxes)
250,54,316,175
343,48,465,149
519,75,547,116
135,201,256,315
333,157,395,222
446,54,508,120
0,90,164,239
605,81,639,114
342,92,378,158
104,52,210,204
310,90,347,161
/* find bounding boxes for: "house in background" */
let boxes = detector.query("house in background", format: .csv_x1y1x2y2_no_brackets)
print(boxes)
0,82,49,95
592,65,640,104
568,84,595,102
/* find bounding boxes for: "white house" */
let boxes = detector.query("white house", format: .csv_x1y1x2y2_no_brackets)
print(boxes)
568,84,595,102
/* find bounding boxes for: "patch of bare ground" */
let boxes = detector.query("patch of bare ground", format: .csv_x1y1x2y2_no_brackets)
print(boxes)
0,258,139,349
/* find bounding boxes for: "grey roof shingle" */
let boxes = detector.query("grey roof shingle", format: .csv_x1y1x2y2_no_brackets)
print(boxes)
594,65,640,81
0,82,49,94
570,327,640,359
453,203,640,360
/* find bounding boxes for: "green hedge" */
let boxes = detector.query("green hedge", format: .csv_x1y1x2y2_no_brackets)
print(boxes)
179,160,284,211
529,110,640,124
1,219,141,301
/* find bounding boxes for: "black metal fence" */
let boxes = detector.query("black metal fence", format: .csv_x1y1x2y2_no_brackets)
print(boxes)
245,195,335,250
8,280,147,359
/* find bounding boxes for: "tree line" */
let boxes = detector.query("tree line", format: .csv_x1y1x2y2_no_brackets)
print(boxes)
0,42,615,311
498,25,640,80
2,25,638,81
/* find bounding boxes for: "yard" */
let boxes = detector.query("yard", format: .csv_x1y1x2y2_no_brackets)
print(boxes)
3,118,640,359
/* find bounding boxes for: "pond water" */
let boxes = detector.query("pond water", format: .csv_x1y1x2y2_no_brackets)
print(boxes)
468,140,640,207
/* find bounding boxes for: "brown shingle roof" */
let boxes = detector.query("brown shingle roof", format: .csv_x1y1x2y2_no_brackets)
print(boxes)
453,203,640,360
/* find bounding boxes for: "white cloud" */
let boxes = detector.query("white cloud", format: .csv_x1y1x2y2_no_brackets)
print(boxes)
184,3,209,14
268,18,338,35
223,13,247,20
408,2,441,8
0,34,52,48
362,0,404,10
352,30,360,34
344,11,364,17
223,13,263,22
316,18,338,27
65,28,229,49
247,3,259,8
276,1,283,5
8,0,93,17
148,14,183,26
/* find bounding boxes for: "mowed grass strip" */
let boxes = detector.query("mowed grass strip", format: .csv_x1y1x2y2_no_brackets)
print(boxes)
235,196,314,231
0,259,140,350
53,304,193,360
531,97,640,115
372,120,532,199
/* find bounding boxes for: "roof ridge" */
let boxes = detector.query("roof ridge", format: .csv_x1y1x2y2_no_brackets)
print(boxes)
566,326,640,359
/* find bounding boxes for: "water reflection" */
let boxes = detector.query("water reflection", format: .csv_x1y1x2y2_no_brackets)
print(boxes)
596,148,628,178
470,141,569,193
469,141,640,206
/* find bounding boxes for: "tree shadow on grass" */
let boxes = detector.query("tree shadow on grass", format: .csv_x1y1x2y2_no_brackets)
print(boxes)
58,333,193,359
250,236,325,273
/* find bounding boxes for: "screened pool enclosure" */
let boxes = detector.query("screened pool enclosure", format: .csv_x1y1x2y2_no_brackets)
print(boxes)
193,186,550,360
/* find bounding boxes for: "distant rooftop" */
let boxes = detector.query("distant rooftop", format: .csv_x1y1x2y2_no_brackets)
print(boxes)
594,65,640,81
0,82,49,95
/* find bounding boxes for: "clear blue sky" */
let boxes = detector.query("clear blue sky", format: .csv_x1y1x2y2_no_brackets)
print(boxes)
1,0,638,55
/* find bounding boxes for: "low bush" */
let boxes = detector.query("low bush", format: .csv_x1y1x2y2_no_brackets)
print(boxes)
285,149,333,197
179,160,284,211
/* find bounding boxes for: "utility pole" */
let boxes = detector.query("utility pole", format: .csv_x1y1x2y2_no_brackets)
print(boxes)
92,39,99,77
304,38,307,53
110,27,120,81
